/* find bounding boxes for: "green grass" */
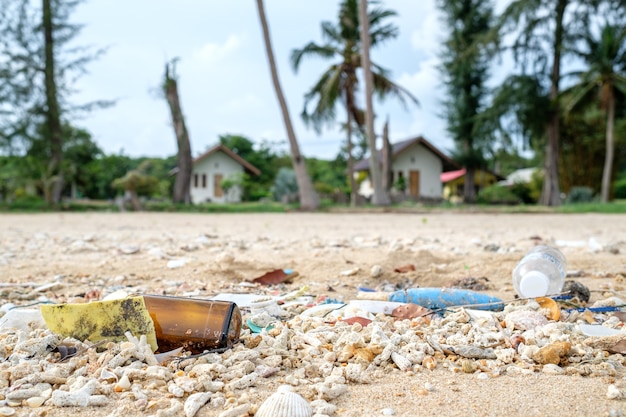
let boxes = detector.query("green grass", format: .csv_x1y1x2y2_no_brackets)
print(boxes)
2,198,626,214
555,199,626,213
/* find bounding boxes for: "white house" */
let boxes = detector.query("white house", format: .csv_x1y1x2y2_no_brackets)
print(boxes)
190,144,260,204
354,136,460,200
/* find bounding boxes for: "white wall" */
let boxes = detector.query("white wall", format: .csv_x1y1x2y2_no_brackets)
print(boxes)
393,144,443,198
190,151,245,203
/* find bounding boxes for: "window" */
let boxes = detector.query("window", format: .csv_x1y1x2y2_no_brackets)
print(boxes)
202,174,207,188
193,174,198,188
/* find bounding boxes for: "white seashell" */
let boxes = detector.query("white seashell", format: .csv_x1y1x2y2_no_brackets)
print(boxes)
0,406,15,416
370,265,383,278
256,385,313,417
26,396,46,408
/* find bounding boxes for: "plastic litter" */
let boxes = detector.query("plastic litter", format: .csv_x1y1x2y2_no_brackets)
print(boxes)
40,294,242,354
358,288,504,311
512,245,566,298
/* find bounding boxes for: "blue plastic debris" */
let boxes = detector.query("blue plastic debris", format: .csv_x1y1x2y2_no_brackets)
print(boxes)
388,288,504,311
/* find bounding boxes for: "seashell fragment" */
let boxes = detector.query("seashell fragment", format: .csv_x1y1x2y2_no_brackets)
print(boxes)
536,297,561,321
256,385,313,417
0,407,15,416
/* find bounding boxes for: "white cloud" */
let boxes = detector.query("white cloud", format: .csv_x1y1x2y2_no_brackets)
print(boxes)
191,34,245,65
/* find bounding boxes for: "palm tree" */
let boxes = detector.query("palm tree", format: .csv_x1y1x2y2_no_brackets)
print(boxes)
291,0,417,206
497,0,572,206
564,22,626,202
255,0,319,210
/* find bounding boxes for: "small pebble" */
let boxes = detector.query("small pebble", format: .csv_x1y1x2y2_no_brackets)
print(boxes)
381,408,395,415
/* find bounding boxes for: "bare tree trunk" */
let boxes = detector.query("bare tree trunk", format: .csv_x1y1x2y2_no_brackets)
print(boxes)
464,166,476,203
43,0,64,205
381,118,392,193
358,0,389,206
346,110,358,207
601,90,615,203
255,0,319,210
540,0,567,206
164,61,192,204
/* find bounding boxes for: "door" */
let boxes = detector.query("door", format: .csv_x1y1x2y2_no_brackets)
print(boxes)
214,174,224,198
409,170,420,197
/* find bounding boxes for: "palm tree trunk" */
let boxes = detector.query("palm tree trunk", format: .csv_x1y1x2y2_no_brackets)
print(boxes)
43,0,64,205
601,90,615,203
346,110,358,207
381,118,392,193
358,0,389,206
164,63,192,204
255,0,319,210
540,0,568,207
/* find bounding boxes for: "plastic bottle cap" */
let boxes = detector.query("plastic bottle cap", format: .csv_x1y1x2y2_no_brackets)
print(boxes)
520,271,550,297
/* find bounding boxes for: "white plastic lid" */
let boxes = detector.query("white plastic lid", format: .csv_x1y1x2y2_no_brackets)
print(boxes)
519,271,550,297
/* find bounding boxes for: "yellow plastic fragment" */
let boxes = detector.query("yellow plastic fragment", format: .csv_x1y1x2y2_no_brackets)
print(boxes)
40,296,158,351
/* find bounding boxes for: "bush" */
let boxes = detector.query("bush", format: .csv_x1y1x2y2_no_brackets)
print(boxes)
477,184,521,205
509,182,536,204
565,186,595,203
614,178,626,199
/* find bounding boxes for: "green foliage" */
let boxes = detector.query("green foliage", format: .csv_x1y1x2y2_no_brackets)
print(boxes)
477,184,521,205
218,135,290,201
615,178,626,199
439,0,494,171
111,161,160,196
143,201,291,213
565,186,596,204
306,156,348,195
393,175,406,192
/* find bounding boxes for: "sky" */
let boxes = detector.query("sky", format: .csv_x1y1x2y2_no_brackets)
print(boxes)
71,1,503,161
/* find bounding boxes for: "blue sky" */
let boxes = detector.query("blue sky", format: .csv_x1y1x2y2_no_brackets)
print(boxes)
72,1,504,160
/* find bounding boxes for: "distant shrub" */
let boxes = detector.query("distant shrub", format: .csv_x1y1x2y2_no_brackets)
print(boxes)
477,185,521,205
614,178,626,199
509,182,535,204
566,186,595,203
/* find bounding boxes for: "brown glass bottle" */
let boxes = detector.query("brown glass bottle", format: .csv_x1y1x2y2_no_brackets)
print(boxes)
141,294,242,354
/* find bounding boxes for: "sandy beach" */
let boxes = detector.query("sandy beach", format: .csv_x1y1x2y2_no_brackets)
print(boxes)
1,211,626,417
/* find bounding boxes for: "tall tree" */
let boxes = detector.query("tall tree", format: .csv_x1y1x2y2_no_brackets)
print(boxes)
291,0,417,207
564,22,626,202
438,0,494,203
495,0,597,206
42,0,63,204
0,0,111,204
163,59,192,204
359,0,388,205
255,0,319,210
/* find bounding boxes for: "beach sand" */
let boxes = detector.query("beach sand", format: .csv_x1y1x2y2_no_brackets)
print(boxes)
1,211,625,416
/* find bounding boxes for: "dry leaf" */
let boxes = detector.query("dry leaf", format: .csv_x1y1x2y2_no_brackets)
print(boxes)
252,269,299,285
535,297,561,321
391,303,432,320
394,264,416,273
608,340,626,355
